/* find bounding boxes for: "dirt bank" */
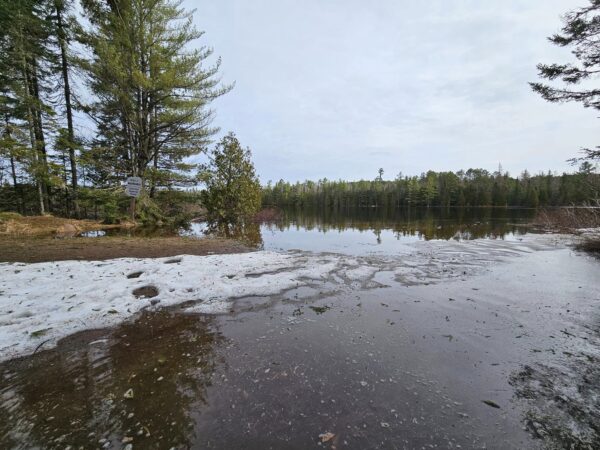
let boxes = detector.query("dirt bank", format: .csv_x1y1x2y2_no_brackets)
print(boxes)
0,235,251,263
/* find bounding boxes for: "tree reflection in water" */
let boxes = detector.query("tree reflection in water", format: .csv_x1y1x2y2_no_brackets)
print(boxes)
201,208,535,251
204,220,264,248
262,207,535,242
0,311,225,449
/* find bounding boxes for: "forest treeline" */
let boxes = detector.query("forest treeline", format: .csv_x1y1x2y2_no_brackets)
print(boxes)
262,167,600,209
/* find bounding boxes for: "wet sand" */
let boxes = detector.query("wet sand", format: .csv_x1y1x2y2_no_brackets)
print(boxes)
1,243,598,449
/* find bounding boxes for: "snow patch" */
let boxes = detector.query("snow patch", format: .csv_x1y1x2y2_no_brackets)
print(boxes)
0,251,379,361
0,235,564,361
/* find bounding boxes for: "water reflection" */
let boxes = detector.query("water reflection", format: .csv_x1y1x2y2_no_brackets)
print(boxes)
202,220,264,248
0,311,225,450
80,207,537,255
269,207,535,240
196,207,536,254
80,226,182,239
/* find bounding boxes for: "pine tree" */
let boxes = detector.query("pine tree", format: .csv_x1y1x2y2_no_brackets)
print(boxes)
200,133,261,223
81,0,231,192
531,0,600,164
53,0,80,216
0,0,57,213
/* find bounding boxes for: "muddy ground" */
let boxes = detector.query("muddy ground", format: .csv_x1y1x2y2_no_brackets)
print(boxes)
0,236,250,263
0,214,251,263
0,240,598,449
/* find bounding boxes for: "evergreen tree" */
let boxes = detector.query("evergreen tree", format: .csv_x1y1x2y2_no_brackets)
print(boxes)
200,133,261,223
0,0,57,213
81,0,231,190
53,0,80,216
531,0,600,164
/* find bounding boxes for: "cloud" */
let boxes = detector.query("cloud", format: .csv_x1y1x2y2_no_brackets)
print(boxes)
188,0,595,182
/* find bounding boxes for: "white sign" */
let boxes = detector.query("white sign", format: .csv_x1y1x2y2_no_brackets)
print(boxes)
125,177,143,197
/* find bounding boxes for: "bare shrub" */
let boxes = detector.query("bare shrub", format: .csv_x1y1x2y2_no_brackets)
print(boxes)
532,202,600,230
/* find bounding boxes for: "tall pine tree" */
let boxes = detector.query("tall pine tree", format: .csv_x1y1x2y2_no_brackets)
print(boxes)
0,0,57,213
80,0,231,193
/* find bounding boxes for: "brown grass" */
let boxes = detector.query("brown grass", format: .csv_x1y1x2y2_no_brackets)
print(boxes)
0,214,133,237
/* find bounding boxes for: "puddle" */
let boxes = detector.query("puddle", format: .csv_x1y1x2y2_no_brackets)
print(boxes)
0,311,223,449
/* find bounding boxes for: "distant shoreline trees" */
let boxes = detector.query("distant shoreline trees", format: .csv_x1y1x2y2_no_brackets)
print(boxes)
262,168,599,209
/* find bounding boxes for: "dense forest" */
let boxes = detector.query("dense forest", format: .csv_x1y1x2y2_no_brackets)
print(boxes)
263,167,600,209
0,0,238,223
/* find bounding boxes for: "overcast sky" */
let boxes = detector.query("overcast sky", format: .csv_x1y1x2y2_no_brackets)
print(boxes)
185,0,597,182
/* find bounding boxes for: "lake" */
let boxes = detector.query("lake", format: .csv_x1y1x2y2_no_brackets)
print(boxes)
189,207,537,254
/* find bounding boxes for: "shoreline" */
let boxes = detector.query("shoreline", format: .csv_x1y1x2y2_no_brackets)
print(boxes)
0,232,570,362
0,235,251,264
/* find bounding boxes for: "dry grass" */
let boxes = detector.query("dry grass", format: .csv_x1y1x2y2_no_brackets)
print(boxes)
0,214,133,237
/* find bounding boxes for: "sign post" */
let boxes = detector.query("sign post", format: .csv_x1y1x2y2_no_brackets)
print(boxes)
125,177,143,221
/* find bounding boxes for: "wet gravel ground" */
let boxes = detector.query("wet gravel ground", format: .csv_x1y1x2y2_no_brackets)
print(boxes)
0,246,599,449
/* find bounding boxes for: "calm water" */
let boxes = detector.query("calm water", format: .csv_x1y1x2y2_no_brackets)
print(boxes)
82,207,537,254
189,207,537,254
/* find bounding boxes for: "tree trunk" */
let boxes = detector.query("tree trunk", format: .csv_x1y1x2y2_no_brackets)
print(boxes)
5,117,25,214
9,155,24,214
26,60,50,213
56,1,80,217
149,105,158,198
25,98,45,215
149,153,158,198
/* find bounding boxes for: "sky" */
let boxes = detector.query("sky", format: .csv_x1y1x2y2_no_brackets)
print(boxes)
185,0,597,183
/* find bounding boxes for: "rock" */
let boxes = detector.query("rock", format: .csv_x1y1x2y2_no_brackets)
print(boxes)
127,271,144,279
132,286,159,298
482,399,500,409
318,432,335,443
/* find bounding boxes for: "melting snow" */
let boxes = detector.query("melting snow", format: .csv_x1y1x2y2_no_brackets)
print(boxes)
0,235,565,361
0,251,380,361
